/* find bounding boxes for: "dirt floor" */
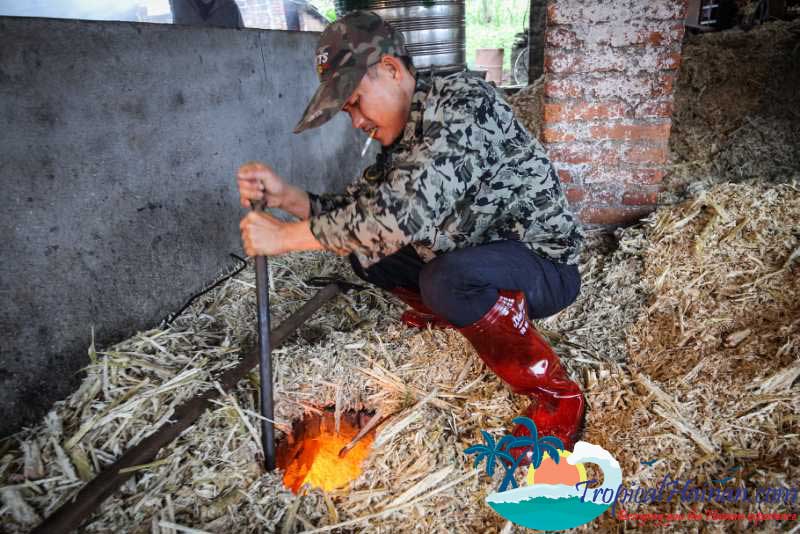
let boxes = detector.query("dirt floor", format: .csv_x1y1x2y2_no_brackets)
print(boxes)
1,18,799,534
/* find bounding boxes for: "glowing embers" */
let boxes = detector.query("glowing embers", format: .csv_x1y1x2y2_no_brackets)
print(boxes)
276,408,375,494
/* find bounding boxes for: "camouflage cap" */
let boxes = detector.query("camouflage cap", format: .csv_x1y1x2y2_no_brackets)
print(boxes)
293,10,407,134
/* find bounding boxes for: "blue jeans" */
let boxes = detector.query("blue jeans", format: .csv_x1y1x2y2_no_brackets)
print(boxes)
348,241,581,328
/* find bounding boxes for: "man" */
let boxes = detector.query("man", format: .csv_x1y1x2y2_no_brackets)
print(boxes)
237,11,586,455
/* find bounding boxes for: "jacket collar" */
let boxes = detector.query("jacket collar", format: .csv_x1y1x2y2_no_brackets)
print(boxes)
382,74,431,157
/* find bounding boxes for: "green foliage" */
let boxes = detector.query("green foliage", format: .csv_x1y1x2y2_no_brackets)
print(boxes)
465,0,529,72
308,0,337,21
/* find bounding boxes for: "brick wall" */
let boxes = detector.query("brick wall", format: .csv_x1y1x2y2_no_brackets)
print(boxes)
542,0,688,225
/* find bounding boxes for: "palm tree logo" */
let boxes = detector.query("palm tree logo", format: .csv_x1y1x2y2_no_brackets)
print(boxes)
464,418,622,531
464,416,564,492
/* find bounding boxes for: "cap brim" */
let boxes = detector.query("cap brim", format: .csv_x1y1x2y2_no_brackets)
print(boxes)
293,68,365,134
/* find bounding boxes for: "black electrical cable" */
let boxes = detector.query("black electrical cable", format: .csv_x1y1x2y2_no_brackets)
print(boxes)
163,260,369,326
163,253,248,326
305,275,367,293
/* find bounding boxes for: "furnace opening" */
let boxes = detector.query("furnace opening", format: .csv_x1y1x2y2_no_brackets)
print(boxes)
276,407,376,494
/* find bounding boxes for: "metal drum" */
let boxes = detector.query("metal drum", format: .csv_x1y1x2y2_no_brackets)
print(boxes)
335,0,465,74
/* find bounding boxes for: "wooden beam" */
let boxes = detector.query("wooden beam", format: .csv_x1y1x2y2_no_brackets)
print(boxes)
528,0,546,83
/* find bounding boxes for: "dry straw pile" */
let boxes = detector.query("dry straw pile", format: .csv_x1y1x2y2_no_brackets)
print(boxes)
668,19,800,192
3,179,796,533
586,182,800,532
507,74,544,142
0,251,516,533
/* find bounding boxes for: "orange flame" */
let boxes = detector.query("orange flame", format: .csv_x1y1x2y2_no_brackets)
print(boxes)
278,410,374,494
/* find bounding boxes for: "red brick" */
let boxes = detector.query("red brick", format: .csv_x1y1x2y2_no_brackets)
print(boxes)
656,50,683,70
642,2,687,21
586,185,618,205
649,23,687,46
547,73,679,102
544,101,628,122
565,186,585,204
548,4,687,31
580,102,628,120
625,143,669,164
544,51,583,74
626,168,666,185
544,78,583,99
630,23,685,47
645,31,666,46
634,100,674,119
547,3,560,25
589,122,671,141
581,166,619,184
542,126,576,143
557,169,575,184
609,29,672,47
582,167,666,185
545,47,683,77
579,205,655,225
546,27,581,48
652,72,677,97
548,144,621,166
543,103,563,123
622,189,661,205
552,21,685,48
545,51,626,74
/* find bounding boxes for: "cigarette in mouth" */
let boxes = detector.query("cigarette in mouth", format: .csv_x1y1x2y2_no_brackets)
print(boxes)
360,128,376,157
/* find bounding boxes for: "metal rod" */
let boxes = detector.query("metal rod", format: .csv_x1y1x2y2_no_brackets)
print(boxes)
248,200,275,471
338,409,389,458
254,252,275,471
32,283,342,534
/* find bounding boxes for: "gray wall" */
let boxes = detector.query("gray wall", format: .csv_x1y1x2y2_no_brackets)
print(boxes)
0,16,369,437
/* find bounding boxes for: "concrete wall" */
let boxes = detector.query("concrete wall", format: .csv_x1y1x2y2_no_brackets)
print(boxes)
0,16,369,437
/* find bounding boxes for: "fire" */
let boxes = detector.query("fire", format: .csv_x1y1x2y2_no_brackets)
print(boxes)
277,409,374,494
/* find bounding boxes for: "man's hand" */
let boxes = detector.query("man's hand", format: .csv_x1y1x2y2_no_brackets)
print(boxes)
240,211,287,256
237,161,287,210
240,212,326,257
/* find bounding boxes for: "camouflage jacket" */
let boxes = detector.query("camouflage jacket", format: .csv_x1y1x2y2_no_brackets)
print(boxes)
307,72,584,268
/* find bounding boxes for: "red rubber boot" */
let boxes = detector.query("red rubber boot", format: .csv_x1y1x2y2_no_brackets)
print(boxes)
389,287,455,330
457,290,585,464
